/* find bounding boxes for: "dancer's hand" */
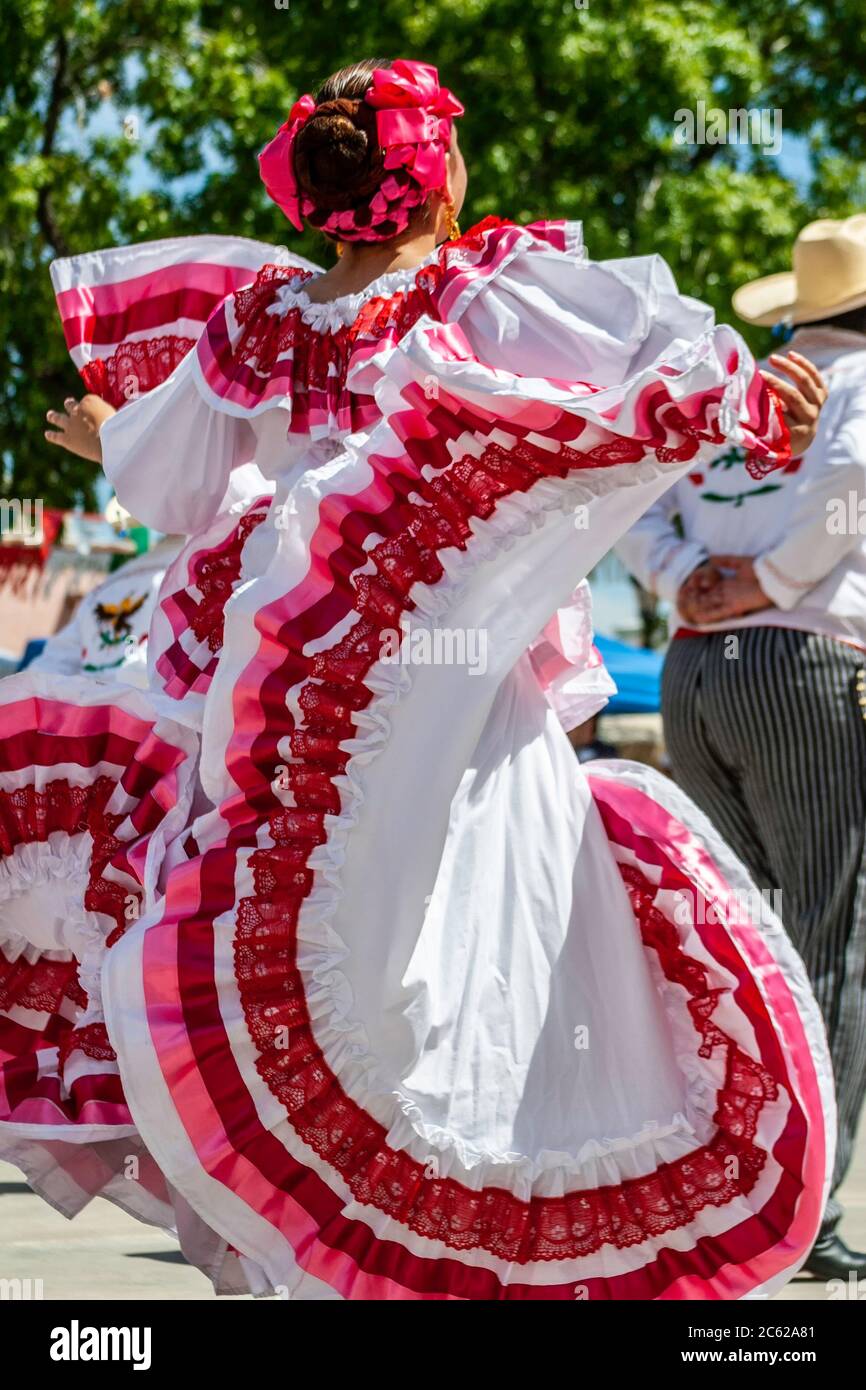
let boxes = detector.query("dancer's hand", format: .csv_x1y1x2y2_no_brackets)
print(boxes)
760,351,827,459
44,395,115,463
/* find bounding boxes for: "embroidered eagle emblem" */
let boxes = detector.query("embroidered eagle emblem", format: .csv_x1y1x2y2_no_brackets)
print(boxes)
94,591,148,645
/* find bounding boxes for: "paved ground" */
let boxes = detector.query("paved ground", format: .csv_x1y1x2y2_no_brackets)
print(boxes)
2,1126,864,1301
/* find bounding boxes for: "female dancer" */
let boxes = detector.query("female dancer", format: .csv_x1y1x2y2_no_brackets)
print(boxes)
1,57,834,1299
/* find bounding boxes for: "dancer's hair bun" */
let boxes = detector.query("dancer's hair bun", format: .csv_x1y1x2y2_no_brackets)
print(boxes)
293,98,385,211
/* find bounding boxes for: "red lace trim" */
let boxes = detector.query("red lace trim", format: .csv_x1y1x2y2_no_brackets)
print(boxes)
232,266,315,374
651,406,726,465
58,1020,115,1074
229,218,510,394
187,504,270,654
0,950,84,1016
231,266,439,392
0,779,130,1069
743,382,792,480
81,335,195,409
229,423,781,1261
236,852,775,1262
0,776,131,943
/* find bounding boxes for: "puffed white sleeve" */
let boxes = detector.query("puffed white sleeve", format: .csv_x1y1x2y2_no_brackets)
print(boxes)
404,221,791,481
100,349,257,535
406,221,793,490
456,233,717,388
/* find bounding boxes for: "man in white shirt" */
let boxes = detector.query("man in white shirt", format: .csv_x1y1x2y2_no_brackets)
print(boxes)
617,215,866,1280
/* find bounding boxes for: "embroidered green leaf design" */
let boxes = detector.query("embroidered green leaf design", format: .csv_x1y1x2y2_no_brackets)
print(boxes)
700,484,782,506
709,448,746,472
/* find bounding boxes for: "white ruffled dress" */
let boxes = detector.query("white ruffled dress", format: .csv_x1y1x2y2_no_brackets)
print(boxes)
0,218,834,1300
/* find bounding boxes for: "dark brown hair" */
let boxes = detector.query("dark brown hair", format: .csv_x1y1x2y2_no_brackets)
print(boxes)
293,58,442,241
293,60,391,220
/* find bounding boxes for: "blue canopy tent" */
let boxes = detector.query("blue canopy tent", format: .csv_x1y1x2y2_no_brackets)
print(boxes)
594,634,663,715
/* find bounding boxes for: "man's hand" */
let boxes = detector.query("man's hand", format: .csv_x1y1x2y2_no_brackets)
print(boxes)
760,350,827,459
694,555,771,622
676,561,723,625
44,395,116,463
676,557,772,624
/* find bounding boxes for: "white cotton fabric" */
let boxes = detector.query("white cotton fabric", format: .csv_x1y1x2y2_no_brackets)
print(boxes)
103,231,759,817
91,223,834,1298
100,357,258,535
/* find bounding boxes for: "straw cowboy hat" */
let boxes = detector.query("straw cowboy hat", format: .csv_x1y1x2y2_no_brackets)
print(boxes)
733,214,866,327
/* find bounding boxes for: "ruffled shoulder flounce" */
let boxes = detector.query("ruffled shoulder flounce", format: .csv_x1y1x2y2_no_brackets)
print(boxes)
190,217,788,481
190,219,578,433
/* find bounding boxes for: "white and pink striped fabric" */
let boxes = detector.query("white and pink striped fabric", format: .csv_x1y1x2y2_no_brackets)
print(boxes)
48,235,318,712
50,234,319,408
1,217,834,1300
0,672,196,1138
528,582,615,732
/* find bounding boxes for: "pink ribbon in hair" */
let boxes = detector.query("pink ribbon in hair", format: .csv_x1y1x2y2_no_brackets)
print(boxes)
367,60,464,193
258,59,463,240
258,95,317,232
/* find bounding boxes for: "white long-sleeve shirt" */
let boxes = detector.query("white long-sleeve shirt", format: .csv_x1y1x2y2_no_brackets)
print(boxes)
616,326,866,649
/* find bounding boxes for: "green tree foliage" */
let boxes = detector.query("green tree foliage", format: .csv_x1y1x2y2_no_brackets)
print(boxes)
2,0,865,505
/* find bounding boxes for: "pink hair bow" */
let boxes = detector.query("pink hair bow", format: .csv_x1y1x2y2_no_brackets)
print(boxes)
258,94,316,231
258,60,463,240
367,60,464,194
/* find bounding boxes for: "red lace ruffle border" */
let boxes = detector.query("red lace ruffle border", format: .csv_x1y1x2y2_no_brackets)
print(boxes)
236,849,776,1262
81,335,196,410
0,776,136,1073
155,501,271,706
0,950,85,1017
0,776,130,939
227,408,786,1263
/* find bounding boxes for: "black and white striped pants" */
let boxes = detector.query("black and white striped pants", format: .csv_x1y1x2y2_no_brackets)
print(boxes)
662,626,866,1234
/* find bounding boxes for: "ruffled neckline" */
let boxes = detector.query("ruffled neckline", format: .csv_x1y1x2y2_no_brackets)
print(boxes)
194,218,563,430
265,249,442,332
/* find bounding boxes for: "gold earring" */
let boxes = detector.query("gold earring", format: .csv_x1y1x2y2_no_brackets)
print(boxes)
445,202,460,241
335,241,344,258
